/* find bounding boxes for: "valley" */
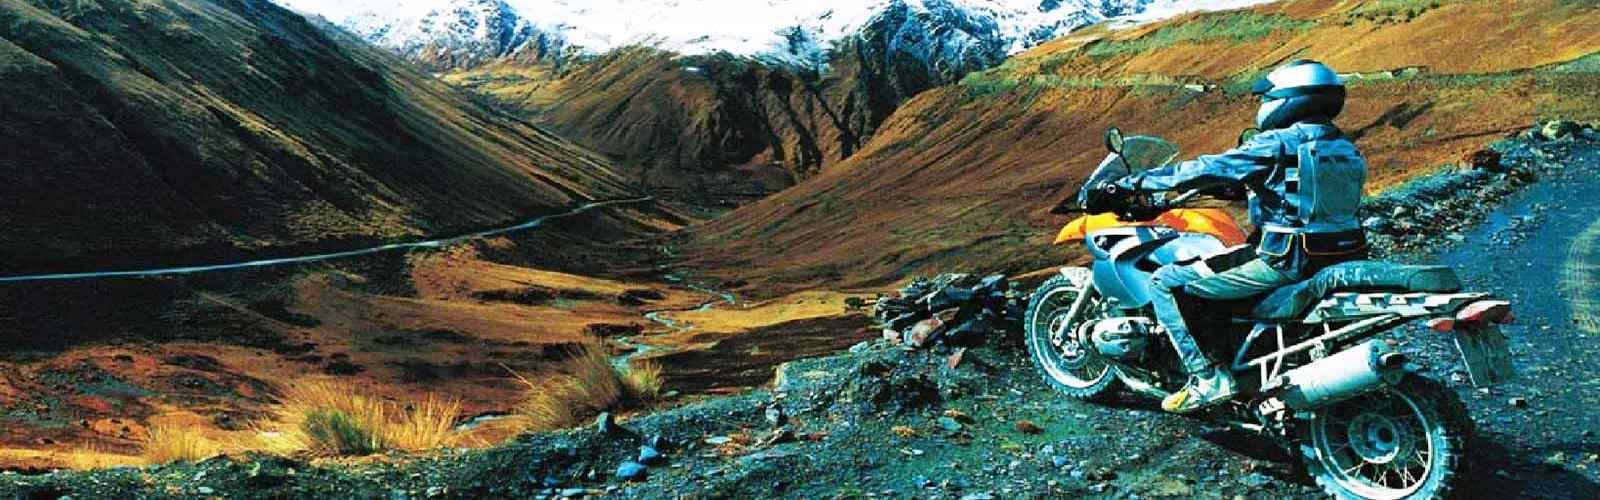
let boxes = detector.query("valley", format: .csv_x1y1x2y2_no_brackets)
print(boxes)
1,0,1598,498
8,128,1600,497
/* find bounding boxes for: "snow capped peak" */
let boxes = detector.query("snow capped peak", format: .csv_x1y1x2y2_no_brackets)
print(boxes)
275,0,1274,69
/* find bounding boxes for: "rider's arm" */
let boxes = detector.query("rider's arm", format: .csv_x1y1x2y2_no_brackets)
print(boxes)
1117,133,1282,193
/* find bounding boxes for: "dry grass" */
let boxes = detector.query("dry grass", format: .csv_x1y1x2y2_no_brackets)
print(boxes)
142,425,222,464
622,360,664,400
253,379,465,457
509,341,664,431
56,447,146,470
385,396,464,451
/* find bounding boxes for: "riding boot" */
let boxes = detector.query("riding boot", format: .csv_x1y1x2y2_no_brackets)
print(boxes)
1162,365,1238,414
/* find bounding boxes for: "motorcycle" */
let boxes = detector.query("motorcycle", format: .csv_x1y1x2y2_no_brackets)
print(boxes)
1025,128,1517,499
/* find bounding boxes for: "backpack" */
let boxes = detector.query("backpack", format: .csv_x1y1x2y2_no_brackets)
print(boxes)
1284,136,1366,232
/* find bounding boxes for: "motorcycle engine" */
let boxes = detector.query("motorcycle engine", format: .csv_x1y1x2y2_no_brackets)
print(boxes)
1084,317,1156,361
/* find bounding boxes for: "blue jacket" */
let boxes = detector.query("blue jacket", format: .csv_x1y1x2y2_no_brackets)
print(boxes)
1118,122,1368,276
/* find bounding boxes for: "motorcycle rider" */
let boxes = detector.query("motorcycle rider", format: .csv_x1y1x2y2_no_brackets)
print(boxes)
1090,60,1370,413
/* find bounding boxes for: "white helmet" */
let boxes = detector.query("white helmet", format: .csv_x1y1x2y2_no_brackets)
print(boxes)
1251,60,1345,130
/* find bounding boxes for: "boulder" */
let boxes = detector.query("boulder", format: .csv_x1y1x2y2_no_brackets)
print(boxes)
637,445,664,465
1466,148,1505,172
615,461,648,481
1539,120,1583,141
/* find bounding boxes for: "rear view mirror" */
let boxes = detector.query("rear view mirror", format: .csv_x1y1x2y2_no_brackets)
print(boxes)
1105,127,1125,154
1238,127,1262,147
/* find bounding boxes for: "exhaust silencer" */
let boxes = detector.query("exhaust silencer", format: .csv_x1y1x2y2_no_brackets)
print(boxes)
1279,341,1407,409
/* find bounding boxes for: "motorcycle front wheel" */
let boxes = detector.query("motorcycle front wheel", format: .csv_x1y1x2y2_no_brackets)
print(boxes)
1298,375,1472,499
1025,272,1115,400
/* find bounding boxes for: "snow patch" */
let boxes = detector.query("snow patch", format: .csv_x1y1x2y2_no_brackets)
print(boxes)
275,0,1280,67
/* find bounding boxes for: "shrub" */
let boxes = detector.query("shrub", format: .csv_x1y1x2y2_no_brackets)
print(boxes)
301,408,382,456
1348,0,1442,24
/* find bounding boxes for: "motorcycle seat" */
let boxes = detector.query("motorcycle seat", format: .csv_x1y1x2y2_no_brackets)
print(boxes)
1252,261,1463,321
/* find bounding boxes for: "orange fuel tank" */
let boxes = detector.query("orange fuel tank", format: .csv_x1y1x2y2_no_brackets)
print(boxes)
1054,209,1246,247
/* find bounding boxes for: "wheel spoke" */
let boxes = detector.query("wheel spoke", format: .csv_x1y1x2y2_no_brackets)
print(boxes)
1028,289,1110,391
1071,356,1106,376
1310,380,1455,497
1329,440,1355,456
1416,448,1430,464
1399,462,1420,486
1343,461,1365,477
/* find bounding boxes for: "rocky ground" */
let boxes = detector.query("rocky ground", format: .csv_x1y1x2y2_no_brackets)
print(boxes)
4,123,1600,499
1381,122,1600,499
0,342,1329,499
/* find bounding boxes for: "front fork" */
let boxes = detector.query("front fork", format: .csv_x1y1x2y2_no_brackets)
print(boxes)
1047,267,1098,351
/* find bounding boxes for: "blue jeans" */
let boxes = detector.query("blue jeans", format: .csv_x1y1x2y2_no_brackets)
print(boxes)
1149,252,1297,373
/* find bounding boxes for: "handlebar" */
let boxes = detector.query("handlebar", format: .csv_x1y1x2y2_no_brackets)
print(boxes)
1051,187,1206,220
1165,189,1203,207
1114,188,1202,221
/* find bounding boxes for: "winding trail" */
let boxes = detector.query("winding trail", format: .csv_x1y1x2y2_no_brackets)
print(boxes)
0,198,652,283
1562,218,1600,334
1432,141,1600,498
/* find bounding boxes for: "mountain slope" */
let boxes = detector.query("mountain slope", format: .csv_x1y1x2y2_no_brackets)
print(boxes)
278,0,1164,71
331,0,574,72
435,1,1132,201
0,0,648,275
287,1,1276,203
449,43,932,203
678,0,1600,294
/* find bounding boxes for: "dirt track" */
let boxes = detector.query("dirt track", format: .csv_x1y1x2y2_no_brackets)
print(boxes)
0,198,652,283
1421,138,1600,498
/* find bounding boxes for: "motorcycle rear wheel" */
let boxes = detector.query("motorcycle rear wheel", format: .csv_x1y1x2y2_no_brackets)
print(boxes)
1298,375,1472,499
1025,273,1115,400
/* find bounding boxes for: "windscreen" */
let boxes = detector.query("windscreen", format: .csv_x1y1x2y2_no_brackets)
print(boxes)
1074,135,1180,209
1120,136,1180,173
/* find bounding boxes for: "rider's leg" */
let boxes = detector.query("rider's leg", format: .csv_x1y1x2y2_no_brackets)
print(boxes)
1151,256,1297,413
1183,258,1298,301
1149,246,1263,373
1149,264,1214,375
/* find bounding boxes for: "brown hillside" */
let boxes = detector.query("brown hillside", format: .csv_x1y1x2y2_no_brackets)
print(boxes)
447,48,886,205
0,0,652,275
680,0,1600,296
447,32,994,206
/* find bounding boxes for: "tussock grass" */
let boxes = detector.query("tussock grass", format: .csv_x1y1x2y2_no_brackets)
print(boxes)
142,425,222,464
253,380,464,457
622,360,664,401
300,408,383,456
385,396,464,451
508,341,664,431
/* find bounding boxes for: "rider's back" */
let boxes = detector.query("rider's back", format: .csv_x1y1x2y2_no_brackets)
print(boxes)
1246,122,1369,277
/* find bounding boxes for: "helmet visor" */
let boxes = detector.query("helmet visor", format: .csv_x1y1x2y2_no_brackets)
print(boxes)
1250,77,1275,97
1250,77,1280,102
